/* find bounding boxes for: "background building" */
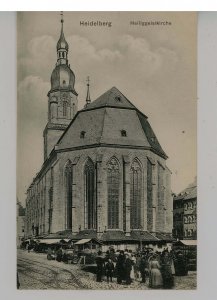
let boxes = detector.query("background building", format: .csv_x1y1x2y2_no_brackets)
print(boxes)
25,17,173,248
17,200,26,246
173,180,197,240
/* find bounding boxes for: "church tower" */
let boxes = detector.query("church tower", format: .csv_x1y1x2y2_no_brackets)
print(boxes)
43,14,78,160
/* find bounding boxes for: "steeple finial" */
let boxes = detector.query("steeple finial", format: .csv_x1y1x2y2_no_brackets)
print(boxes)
60,11,64,26
85,76,91,106
56,11,69,65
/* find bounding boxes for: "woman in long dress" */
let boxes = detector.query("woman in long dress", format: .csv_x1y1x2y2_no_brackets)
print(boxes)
149,254,163,288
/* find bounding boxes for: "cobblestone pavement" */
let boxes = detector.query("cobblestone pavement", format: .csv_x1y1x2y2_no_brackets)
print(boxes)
17,249,196,290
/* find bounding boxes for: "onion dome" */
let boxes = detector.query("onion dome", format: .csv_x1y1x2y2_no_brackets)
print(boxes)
50,64,75,92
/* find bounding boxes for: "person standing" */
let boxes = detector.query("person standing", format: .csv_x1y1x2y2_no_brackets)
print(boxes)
161,251,174,289
116,250,126,284
125,254,133,285
149,254,163,289
95,250,105,282
174,251,187,276
105,258,115,283
139,253,147,283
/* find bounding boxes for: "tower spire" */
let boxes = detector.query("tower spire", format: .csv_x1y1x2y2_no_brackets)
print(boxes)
56,11,68,65
85,76,91,107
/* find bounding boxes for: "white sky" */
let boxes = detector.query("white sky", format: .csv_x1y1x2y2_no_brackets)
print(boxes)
17,12,197,205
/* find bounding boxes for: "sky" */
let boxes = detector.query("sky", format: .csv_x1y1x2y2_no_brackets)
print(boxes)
17,12,197,206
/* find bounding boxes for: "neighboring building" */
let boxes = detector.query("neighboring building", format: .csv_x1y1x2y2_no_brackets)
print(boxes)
17,200,26,246
25,17,173,248
173,181,197,240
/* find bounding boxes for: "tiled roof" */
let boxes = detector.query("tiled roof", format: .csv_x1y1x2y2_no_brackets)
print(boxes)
43,230,76,240
101,230,128,242
130,230,159,242
57,87,167,159
137,111,167,158
154,232,175,242
101,230,160,242
75,229,98,240
174,185,197,201
83,87,137,110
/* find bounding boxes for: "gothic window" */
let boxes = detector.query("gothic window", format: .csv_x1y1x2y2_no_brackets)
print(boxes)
63,101,67,117
65,161,73,229
84,158,96,229
84,159,97,229
147,159,153,231
158,163,164,206
130,159,142,229
107,157,120,229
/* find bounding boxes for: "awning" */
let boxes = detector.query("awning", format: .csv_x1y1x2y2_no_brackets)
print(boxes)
74,238,103,245
75,239,91,245
179,240,197,246
39,238,69,244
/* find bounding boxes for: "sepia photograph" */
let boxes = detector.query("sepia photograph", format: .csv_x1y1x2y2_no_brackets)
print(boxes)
16,11,197,290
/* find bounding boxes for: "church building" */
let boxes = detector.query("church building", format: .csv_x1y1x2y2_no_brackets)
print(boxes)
25,17,173,247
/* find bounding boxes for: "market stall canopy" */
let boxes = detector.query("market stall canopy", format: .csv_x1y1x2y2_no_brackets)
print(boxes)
180,240,197,246
174,240,197,246
39,238,70,244
75,238,103,245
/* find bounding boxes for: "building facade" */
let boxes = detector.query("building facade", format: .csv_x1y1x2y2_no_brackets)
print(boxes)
17,201,26,246
25,18,173,243
173,182,197,240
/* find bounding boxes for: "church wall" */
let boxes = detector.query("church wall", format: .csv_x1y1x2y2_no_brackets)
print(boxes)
25,146,172,237
165,167,173,232
52,146,171,234
44,128,65,160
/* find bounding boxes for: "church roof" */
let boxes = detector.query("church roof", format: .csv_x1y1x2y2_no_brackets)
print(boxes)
83,86,137,111
174,185,197,201
57,87,168,159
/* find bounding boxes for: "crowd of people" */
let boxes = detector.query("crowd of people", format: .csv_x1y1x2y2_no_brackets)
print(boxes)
95,247,187,289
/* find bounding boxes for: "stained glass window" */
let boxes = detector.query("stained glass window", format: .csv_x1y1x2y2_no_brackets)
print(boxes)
107,157,120,229
130,159,142,229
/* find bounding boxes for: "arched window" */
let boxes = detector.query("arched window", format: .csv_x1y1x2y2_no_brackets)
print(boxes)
130,159,142,229
65,161,73,229
84,158,96,229
63,101,67,117
107,157,120,229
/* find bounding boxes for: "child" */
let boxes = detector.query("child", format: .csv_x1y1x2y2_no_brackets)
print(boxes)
105,258,115,283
